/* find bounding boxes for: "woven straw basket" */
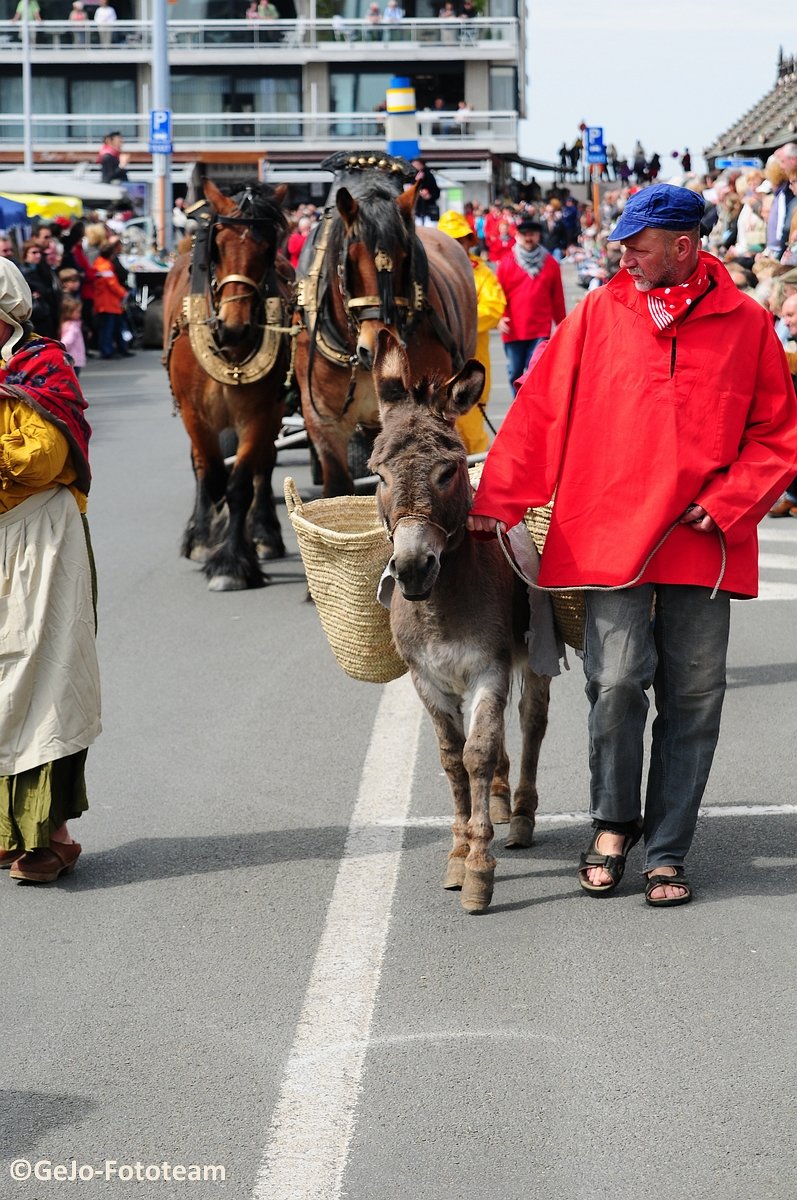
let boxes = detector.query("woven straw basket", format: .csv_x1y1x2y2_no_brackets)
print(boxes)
469,464,585,651
284,477,408,684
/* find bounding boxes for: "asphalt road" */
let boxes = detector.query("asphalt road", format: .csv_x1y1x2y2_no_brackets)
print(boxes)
2,280,796,1200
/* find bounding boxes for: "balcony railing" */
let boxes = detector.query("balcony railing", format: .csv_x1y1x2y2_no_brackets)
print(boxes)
0,16,517,54
0,110,518,151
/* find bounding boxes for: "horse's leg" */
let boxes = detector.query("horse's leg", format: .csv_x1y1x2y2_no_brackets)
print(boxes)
176,382,227,564
296,352,357,497
203,456,265,591
245,405,286,562
183,452,227,563
489,736,512,824
461,689,507,913
421,699,470,892
250,474,285,562
506,668,551,849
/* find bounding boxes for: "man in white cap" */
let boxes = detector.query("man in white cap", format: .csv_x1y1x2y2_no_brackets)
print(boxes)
0,258,101,884
468,183,797,906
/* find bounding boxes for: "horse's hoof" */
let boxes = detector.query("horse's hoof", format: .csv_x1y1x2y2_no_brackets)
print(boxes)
460,866,494,913
443,857,466,890
505,814,535,849
188,546,211,564
256,543,285,563
207,574,248,592
489,793,512,824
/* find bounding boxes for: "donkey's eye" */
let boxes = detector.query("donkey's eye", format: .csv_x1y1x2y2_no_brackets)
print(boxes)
438,464,457,486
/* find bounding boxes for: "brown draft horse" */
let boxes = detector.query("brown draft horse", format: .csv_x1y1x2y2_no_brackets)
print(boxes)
162,179,294,590
370,330,551,914
293,157,477,496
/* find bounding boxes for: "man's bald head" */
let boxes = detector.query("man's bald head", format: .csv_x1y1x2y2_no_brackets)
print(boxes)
781,292,797,338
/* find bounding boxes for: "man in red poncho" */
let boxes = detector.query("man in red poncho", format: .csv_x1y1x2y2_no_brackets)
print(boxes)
468,184,797,907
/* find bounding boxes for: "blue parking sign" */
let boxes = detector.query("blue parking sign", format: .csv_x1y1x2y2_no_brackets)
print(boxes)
586,125,605,164
149,109,172,155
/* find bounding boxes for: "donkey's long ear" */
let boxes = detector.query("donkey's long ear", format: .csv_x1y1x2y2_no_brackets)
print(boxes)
336,187,359,230
373,329,412,408
396,182,419,226
203,178,237,216
440,360,486,422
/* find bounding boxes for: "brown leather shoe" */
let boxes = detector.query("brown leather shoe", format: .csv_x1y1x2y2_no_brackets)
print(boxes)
10,841,81,883
768,496,797,517
0,848,23,869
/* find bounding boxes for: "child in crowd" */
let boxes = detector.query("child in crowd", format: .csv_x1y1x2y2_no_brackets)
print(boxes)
60,295,87,375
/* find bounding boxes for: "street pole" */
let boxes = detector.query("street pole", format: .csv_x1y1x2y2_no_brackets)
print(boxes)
21,0,33,170
151,0,173,252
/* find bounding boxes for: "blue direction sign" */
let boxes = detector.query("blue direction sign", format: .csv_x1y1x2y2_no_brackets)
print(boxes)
149,108,172,155
714,157,762,169
585,125,606,164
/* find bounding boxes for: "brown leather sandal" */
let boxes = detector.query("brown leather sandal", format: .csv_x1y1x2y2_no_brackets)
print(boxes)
10,841,81,883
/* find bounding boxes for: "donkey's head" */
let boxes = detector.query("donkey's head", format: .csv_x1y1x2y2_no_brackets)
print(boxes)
370,330,485,600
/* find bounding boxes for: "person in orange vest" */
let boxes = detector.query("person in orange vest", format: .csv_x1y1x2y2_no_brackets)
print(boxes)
92,237,131,360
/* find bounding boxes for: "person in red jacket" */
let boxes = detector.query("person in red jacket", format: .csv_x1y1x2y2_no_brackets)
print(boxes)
496,216,566,391
468,184,797,907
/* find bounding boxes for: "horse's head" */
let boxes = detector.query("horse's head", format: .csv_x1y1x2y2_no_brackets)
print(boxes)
203,178,288,356
370,329,485,600
333,179,418,371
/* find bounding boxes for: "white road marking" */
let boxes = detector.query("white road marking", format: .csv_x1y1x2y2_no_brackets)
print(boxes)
251,674,422,1200
756,582,797,601
758,525,797,542
758,552,797,570
393,803,797,828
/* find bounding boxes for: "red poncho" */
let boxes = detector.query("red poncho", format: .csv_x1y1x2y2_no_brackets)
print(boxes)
471,253,797,598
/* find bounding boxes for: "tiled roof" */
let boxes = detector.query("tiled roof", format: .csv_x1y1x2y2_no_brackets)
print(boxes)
705,50,797,161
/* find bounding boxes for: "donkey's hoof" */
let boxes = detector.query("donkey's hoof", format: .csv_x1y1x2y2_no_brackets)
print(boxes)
207,574,248,592
489,793,512,824
460,866,494,913
443,856,466,890
505,813,535,849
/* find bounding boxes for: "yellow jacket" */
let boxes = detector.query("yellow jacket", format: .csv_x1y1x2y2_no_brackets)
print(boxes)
455,256,506,454
0,398,86,513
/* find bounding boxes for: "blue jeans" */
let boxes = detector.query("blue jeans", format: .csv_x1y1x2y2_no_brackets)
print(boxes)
582,584,730,871
97,312,122,358
504,338,544,391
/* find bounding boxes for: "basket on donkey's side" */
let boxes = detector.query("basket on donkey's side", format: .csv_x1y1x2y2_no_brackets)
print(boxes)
284,477,407,684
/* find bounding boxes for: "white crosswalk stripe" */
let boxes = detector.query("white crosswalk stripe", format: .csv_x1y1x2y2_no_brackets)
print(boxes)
756,520,797,600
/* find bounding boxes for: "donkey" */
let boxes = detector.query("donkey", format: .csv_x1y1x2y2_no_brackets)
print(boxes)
370,331,551,913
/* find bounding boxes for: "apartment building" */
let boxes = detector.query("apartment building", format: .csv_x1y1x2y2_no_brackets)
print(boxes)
0,0,527,205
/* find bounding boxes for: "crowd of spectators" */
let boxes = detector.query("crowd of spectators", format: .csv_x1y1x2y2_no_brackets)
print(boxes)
2,140,794,383
0,210,141,364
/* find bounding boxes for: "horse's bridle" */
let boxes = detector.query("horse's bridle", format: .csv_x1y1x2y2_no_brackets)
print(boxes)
210,210,274,319
337,236,423,338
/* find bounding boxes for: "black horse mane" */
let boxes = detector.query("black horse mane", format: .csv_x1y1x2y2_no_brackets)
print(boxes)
326,172,415,327
228,183,289,237
327,173,413,262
